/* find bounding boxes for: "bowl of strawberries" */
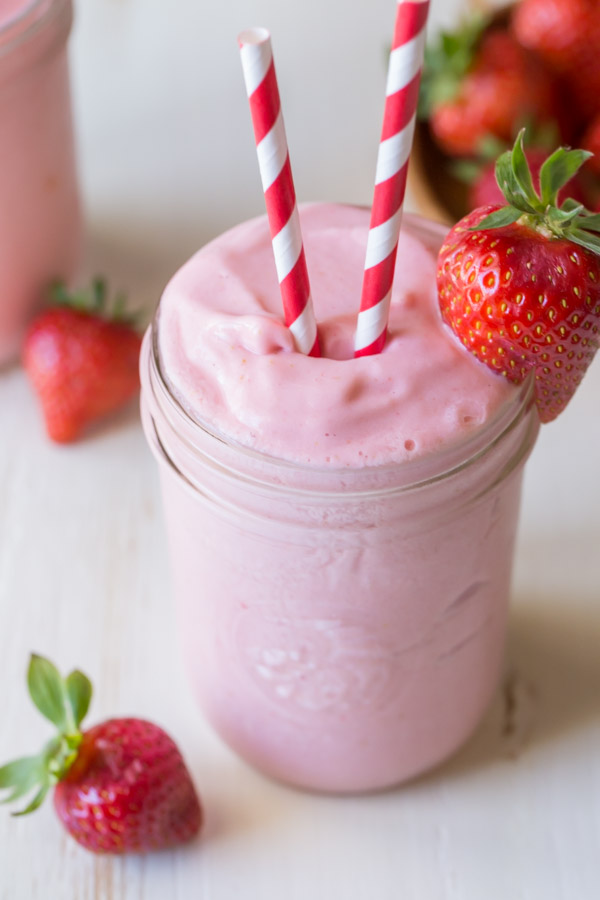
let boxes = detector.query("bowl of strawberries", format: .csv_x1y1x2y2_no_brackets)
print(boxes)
412,0,600,222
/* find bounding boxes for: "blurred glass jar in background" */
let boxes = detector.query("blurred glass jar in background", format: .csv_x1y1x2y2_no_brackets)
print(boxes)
0,0,81,366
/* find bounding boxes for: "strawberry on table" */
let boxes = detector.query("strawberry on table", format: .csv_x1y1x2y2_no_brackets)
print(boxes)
419,18,561,157
23,279,142,444
437,132,600,423
0,655,202,854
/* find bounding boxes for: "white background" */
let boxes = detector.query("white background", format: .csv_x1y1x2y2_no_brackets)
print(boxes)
0,1,599,898
69,0,504,299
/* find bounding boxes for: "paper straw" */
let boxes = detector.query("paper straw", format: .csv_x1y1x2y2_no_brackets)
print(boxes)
354,0,430,357
238,27,320,357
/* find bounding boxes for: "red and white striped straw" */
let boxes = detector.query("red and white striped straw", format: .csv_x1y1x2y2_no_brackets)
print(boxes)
238,27,320,357
354,0,430,357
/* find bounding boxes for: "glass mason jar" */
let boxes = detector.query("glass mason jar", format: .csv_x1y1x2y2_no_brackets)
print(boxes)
0,0,81,365
140,215,540,794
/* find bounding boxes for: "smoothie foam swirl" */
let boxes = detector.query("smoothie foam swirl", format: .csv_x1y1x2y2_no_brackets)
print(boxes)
157,203,517,467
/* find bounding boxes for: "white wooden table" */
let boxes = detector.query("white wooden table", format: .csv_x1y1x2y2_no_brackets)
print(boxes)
1,0,600,896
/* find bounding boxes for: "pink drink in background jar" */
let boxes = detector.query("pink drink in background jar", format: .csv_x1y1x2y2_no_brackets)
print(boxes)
0,0,81,365
140,204,539,793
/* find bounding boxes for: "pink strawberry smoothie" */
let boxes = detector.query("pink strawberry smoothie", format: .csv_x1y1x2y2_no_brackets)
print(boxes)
0,0,30,26
0,0,80,365
142,203,539,792
157,203,517,466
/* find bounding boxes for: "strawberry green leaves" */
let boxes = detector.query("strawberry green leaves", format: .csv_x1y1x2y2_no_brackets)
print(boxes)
50,278,134,327
65,670,92,730
477,132,547,220
539,146,593,207
473,130,600,256
566,228,600,255
27,654,91,734
471,206,523,230
0,756,47,807
0,747,54,816
509,131,539,209
28,655,71,732
0,655,91,816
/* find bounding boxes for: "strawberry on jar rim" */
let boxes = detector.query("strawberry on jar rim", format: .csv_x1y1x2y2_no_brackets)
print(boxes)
0,655,202,854
437,131,600,423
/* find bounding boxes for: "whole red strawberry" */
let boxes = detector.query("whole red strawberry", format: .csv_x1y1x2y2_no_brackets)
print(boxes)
0,655,202,854
437,132,600,423
420,19,561,157
513,0,600,121
23,279,142,443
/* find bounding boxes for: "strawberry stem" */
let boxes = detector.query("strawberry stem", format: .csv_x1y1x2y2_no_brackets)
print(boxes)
0,655,92,816
49,278,137,326
471,130,600,256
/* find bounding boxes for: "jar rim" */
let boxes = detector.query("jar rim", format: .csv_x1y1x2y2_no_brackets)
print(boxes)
147,328,536,496
145,208,539,497
0,0,71,59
